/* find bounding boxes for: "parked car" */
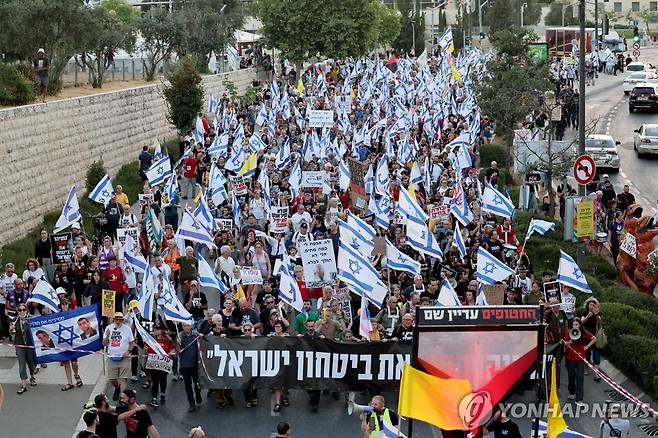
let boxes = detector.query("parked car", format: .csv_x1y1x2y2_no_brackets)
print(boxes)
626,61,656,73
585,135,621,171
633,124,658,157
623,72,658,94
629,83,658,113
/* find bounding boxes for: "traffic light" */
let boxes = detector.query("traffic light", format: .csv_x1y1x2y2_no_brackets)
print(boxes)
633,26,640,42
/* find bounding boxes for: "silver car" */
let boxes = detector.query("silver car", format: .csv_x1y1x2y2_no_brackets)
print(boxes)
633,124,658,157
585,135,621,171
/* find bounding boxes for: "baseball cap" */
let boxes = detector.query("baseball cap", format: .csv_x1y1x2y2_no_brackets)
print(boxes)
113,312,125,320
55,287,67,295
602,174,609,178
190,280,199,286
71,222,81,229
37,48,45,54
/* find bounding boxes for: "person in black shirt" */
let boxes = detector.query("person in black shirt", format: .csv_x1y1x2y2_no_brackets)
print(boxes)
93,392,147,438
137,146,153,181
116,389,160,438
76,409,100,438
303,320,324,411
183,281,208,326
103,195,122,239
34,229,53,281
486,410,522,438
391,313,414,341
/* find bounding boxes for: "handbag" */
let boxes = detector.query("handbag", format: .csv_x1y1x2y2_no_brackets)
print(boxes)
595,321,608,349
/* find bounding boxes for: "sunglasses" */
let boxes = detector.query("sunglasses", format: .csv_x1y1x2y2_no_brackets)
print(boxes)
243,328,253,332
18,308,27,312
266,301,274,304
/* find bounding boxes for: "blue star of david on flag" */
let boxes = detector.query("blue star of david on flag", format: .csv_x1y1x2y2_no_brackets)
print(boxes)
52,323,79,347
483,262,496,274
573,267,583,280
349,260,362,275
492,195,504,206
481,182,515,219
352,237,361,250
476,247,515,285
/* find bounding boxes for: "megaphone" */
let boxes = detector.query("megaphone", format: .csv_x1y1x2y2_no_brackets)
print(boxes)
570,328,581,341
348,401,373,416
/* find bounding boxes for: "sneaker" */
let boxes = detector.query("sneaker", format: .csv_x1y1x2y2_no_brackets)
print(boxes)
568,394,576,400
130,375,138,382
195,393,202,404
160,395,166,405
148,398,159,407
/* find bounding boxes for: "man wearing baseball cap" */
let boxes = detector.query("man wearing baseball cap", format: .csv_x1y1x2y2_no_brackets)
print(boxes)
31,48,49,100
102,312,134,401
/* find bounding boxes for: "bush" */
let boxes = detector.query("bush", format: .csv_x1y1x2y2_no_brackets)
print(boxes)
596,286,658,315
599,302,658,340
163,55,204,134
0,63,36,106
606,334,658,400
585,255,618,280
86,160,108,195
478,143,507,168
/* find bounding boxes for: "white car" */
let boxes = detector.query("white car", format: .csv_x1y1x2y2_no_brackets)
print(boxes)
633,124,658,157
626,61,657,73
585,135,621,171
623,72,658,94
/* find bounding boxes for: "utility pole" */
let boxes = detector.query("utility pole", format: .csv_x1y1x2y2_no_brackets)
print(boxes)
468,0,473,48
478,0,490,44
594,0,599,50
577,0,587,266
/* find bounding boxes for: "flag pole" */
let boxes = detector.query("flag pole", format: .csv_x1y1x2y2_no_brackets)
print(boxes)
532,303,546,438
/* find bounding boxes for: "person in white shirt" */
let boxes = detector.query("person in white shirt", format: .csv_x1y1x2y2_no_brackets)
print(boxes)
292,222,314,246
249,190,267,225
291,204,312,232
149,256,171,308
0,263,17,338
119,204,138,228
512,270,532,296
214,245,236,280
102,312,135,401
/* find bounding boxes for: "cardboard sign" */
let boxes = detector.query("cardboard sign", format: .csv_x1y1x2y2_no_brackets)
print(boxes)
560,290,576,315
308,110,334,128
372,237,387,257
483,284,506,305
102,289,116,318
146,354,173,373
240,267,263,285
270,206,289,233
116,228,139,247
301,171,326,188
230,175,248,195
138,194,154,206
50,232,74,264
300,239,337,287
620,233,637,258
215,218,234,231
346,157,366,191
336,95,353,114
430,205,449,219
543,281,562,303
332,287,353,325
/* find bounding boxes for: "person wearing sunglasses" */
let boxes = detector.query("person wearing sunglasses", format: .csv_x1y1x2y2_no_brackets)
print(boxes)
12,305,36,394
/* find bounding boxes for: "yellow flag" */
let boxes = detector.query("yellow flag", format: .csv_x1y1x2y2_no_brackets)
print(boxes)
451,64,462,82
398,363,472,431
193,187,202,205
296,78,304,95
238,153,258,177
408,181,417,202
236,284,246,301
547,359,568,438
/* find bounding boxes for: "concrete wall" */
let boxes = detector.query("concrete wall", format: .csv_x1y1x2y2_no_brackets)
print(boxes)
0,68,256,246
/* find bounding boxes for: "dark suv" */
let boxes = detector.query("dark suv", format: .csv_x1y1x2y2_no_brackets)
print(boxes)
629,84,658,113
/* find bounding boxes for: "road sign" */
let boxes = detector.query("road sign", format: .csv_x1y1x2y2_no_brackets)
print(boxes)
633,50,641,57
633,42,641,50
573,155,596,185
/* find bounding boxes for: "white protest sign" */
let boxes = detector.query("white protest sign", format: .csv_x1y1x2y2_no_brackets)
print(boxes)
301,171,325,188
270,206,289,233
308,109,334,128
560,290,576,315
300,239,337,287
430,205,449,219
336,96,353,114
333,287,353,325
230,175,248,196
146,354,173,373
215,218,234,231
620,233,637,258
241,267,264,285
138,193,154,205
116,228,139,247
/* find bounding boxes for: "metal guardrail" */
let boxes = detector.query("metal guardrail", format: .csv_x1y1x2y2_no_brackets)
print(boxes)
60,58,177,87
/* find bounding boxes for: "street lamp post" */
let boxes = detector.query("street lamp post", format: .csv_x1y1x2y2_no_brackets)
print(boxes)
521,2,528,27
478,0,490,43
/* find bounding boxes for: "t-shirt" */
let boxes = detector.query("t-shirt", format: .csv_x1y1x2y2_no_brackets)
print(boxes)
76,431,100,438
116,407,153,438
184,291,208,319
486,419,523,438
230,308,259,327
96,411,119,438
0,272,17,305
563,329,594,362
138,151,153,171
104,323,134,358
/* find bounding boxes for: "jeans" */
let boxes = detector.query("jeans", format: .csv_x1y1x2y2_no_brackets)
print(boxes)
308,389,320,407
586,346,601,365
16,346,36,380
566,360,585,401
180,366,201,406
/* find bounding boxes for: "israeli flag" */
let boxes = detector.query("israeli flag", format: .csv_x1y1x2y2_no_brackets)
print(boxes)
447,132,470,151
198,253,228,293
137,268,155,320
450,186,474,226
122,235,148,274
374,194,391,229
193,115,205,144
258,170,272,213
152,139,163,160
160,270,193,323
398,185,428,223
248,134,268,152
208,132,229,157
278,258,304,313
452,224,467,261
88,174,114,207
145,156,173,187
29,277,61,312
364,165,374,195
475,283,489,306
525,218,556,241
557,251,592,293
231,190,241,228
410,161,423,187
177,209,217,249
276,139,291,171
339,155,351,191
164,173,179,203
208,164,227,206
476,247,515,285
437,279,461,307
481,182,515,219
406,214,443,260
289,159,301,198
54,185,82,233
423,156,432,192
337,241,387,308
385,238,421,276
192,192,215,233
455,142,473,171
224,145,245,174
359,291,373,341
134,317,168,358
338,218,375,257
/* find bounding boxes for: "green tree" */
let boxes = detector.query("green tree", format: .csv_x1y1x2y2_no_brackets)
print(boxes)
101,0,139,25
163,56,204,134
173,0,244,73
254,0,399,66
545,2,578,26
78,2,137,88
392,0,425,55
0,0,89,94
137,8,184,81
638,9,656,34
485,0,515,33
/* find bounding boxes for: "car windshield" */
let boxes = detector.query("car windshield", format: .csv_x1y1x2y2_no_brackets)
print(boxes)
634,87,655,95
644,127,658,137
627,64,645,72
586,139,616,149
629,73,646,79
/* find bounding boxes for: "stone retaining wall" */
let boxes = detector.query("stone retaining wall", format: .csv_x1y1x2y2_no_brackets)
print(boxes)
0,68,256,246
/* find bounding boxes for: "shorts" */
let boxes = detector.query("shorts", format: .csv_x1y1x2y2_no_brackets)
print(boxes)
106,357,131,380
35,75,48,87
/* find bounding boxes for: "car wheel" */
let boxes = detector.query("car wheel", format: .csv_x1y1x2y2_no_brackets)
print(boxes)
629,105,635,113
624,91,630,95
